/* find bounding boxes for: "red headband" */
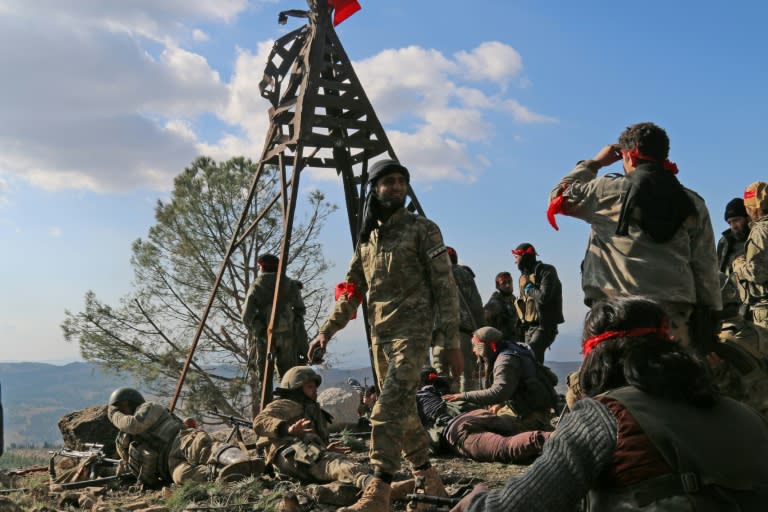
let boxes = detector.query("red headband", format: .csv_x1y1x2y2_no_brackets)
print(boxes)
744,189,757,200
511,246,536,256
622,149,678,174
582,325,670,358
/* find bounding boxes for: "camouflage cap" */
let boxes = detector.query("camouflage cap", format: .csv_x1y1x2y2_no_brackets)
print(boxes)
368,159,410,186
473,326,503,343
744,182,768,211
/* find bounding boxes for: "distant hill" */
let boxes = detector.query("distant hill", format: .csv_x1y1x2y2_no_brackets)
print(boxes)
0,360,579,446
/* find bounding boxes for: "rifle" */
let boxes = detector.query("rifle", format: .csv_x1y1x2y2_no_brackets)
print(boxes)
58,473,135,490
49,443,121,481
208,411,252,429
208,410,256,450
405,493,460,511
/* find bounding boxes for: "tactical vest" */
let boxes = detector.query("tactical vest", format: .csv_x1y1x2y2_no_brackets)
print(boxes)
586,386,768,512
498,343,557,415
515,273,539,325
126,410,183,485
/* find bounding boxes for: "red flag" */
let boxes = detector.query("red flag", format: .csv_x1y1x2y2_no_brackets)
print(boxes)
329,0,361,26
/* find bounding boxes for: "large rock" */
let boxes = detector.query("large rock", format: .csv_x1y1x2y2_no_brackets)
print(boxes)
317,387,359,432
57,406,119,458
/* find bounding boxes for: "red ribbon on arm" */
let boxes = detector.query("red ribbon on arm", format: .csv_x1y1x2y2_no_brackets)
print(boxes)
546,194,565,231
328,0,361,26
335,281,363,319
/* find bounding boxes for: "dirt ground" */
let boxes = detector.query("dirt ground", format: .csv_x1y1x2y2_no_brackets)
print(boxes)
0,442,530,511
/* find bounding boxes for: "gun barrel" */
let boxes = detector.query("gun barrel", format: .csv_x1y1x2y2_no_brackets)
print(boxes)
208,411,252,428
406,493,460,506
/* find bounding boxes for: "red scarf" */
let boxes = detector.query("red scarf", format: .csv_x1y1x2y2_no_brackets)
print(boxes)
582,325,670,358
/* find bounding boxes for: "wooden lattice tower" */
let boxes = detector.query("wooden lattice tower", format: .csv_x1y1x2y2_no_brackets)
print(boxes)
170,0,425,412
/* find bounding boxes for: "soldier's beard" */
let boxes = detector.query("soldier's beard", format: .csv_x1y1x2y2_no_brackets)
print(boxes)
376,197,405,221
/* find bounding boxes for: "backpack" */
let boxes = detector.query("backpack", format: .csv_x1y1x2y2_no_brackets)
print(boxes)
500,342,558,413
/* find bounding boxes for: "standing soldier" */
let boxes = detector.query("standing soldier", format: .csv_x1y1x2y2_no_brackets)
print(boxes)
241,254,309,378
547,122,721,346
484,272,520,342
434,246,484,392
718,197,751,274
733,182,768,329
512,243,564,364
307,159,463,512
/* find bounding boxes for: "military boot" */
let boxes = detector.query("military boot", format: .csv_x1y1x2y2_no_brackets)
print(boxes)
309,482,359,506
411,467,447,512
338,477,391,512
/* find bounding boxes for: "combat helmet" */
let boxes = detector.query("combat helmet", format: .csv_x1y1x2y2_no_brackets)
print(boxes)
367,159,410,187
108,387,145,408
280,366,322,390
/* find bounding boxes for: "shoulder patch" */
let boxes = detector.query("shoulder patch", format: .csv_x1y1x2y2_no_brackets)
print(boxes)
427,243,447,259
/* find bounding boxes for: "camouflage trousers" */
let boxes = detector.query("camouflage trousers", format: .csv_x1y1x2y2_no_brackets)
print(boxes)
752,304,768,330
273,447,367,486
443,409,549,463
168,429,225,484
370,335,433,475
254,332,310,380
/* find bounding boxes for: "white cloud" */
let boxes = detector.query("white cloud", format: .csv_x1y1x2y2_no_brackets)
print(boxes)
49,227,62,237
192,29,210,42
454,41,523,85
0,3,555,195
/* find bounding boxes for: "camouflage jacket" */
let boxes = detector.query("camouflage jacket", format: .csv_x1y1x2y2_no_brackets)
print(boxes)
320,207,460,349
108,402,183,473
484,291,519,341
552,160,721,309
732,216,768,305
251,394,330,464
242,272,306,335
453,264,484,333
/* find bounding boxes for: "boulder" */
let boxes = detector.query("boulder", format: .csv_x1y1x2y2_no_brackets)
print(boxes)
317,387,359,432
58,406,119,458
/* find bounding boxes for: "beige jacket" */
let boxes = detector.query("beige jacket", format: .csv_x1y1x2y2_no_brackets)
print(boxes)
552,160,721,309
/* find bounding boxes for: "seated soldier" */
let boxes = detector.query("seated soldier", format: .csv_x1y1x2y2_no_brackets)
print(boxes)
107,388,262,486
417,367,550,463
452,297,768,512
251,367,413,506
443,326,557,432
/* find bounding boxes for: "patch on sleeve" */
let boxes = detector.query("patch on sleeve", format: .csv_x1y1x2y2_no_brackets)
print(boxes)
427,243,447,259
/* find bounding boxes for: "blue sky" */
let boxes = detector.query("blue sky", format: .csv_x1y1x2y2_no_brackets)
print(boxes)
1,0,766,366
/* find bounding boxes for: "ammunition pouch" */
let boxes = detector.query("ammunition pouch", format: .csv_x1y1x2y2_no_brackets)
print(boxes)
515,274,539,325
272,441,324,481
127,441,164,485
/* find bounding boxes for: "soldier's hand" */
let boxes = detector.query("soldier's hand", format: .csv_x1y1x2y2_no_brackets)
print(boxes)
443,393,461,402
592,144,622,168
441,347,464,380
450,483,489,512
288,418,314,437
327,440,351,454
307,333,329,363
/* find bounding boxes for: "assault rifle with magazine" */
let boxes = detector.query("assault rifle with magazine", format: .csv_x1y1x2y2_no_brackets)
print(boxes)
49,443,121,482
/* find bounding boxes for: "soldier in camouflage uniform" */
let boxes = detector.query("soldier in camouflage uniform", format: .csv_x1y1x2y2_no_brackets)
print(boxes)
732,182,768,329
252,367,414,506
433,246,484,392
308,159,462,512
483,272,521,342
242,254,308,378
711,274,768,421
108,388,261,485
548,122,721,345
